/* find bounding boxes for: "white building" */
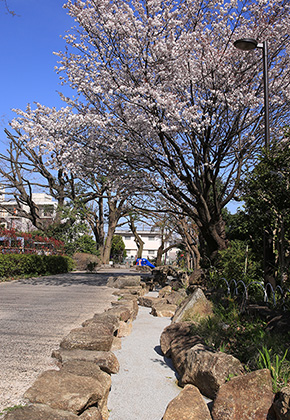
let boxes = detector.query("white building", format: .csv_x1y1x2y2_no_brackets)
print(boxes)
115,229,179,263
0,191,57,231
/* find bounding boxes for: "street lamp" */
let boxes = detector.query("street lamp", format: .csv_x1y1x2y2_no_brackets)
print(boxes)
234,38,274,284
234,38,270,149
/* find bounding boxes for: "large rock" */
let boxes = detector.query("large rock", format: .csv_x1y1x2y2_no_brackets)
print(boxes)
164,290,186,306
78,322,117,336
24,369,110,416
158,286,172,298
107,275,141,289
273,386,290,420
175,272,190,288
172,288,213,323
3,404,103,420
52,349,120,374
162,384,212,420
160,322,192,357
171,335,204,377
151,303,177,317
160,321,243,399
80,407,103,420
61,361,111,419
111,297,138,319
60,326,113,351
181,343,245,399
117,320,133,337
111,336,122,350
61,359,111,381
3,404,79,420
122,285,145,296
138,296,164,308
82,312,119,332
211,369,274,420
105,305,132,322
152,266,179,286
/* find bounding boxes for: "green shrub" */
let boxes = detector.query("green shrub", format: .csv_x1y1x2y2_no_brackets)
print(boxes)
216,240,262,284
0,254,74,279
110,235,126,263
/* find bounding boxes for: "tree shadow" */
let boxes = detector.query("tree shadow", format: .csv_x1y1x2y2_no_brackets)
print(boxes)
15,270,145,287
152,345,180,381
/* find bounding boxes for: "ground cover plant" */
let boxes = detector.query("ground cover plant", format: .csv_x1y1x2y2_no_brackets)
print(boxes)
188,293,290,392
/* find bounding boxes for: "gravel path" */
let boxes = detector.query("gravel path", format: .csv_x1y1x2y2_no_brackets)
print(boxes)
108,296,181,420
0,270,135,414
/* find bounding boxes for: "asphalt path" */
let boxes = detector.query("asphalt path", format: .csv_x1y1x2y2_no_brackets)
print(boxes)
0,269,138,413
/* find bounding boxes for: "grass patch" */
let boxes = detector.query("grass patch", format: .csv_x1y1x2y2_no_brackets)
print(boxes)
0,405,26,416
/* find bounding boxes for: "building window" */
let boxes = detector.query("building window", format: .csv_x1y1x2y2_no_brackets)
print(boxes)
124,236,132,240
148,236,156,241
148,250,155,255
42,206,54,217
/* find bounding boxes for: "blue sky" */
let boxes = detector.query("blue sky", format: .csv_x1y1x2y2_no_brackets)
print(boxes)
0,0,73,151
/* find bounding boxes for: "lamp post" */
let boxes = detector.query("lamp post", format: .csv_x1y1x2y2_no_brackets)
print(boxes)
234,38,274,284
234,38,270,149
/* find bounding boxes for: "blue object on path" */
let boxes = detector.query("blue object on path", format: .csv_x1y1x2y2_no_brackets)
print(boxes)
136,258,155,268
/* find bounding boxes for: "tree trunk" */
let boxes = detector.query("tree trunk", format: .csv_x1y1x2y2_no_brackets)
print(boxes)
199,213,228,263
186,253,191,270
102,223,117,264
93,198,105,256
187,242,201,270
101,199,120,264
156,242,181,267
128,214,144,259
263,228,276,288
156,240,165,266
176,217,201,270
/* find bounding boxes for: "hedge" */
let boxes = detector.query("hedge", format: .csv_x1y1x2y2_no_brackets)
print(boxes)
0,254,74,279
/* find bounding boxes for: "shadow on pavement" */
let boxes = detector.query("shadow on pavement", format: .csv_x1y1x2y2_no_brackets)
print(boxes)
16,269,145,287
153,345,180,380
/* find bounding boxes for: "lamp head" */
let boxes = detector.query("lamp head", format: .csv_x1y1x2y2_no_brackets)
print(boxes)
234,38,258,51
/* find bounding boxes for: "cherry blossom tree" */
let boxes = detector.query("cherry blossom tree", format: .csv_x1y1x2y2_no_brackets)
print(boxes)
55,0,290,262
0,127,74,231
9,105,147,263
10,0,290,262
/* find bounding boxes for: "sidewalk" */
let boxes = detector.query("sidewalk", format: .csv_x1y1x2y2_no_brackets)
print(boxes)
108,295,181,420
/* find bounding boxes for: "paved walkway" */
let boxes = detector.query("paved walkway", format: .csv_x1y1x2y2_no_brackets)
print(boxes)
108,297,181,420
0,269,137,413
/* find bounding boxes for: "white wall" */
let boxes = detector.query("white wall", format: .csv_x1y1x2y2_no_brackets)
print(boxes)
115,230,178,262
